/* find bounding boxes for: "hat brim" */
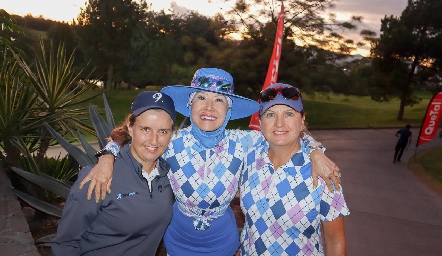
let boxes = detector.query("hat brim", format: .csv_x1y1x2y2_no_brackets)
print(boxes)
132,106,176,123
259,94,303,116
161,85,259,120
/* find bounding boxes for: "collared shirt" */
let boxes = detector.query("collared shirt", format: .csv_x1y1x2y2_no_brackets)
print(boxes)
142,162,159,193
164,127,265,230
240,140,350,256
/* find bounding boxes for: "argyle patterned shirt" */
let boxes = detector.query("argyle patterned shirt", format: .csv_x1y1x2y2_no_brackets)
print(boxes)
240,140,350,256
163,127,265,230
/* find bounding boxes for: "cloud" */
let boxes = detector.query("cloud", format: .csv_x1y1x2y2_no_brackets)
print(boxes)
169,1,191,15
333,0,408,31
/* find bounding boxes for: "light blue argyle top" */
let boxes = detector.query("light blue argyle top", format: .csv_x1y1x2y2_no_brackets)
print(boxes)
163,126,265,230
240,139,350,256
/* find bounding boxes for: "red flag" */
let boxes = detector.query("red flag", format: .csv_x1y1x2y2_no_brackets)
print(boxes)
416,92,442,147
249,4,285,130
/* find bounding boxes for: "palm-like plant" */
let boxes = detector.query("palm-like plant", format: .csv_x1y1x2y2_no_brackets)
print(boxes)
13,40,102,165
0,48,40,168
10,95,115,247
11,94,115,216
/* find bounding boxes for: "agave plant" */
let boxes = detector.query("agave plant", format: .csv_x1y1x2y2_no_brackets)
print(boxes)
10,93,115,246
11,93,115,215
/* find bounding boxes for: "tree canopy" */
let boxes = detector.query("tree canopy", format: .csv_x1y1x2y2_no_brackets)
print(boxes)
370,0,442,120
75,0,151,91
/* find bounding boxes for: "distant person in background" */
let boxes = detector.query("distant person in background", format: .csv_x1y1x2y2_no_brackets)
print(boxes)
393,124,412,163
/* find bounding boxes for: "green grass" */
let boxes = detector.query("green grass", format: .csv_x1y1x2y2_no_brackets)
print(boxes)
409,146,442,196
418,146,442,179
233,92,433,130
77,89,435,132
301,93,431,129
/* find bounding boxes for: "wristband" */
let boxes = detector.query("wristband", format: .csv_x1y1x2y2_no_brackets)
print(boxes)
95,149,115,159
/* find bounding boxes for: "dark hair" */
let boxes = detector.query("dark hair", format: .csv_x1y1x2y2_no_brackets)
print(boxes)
406,124,411,129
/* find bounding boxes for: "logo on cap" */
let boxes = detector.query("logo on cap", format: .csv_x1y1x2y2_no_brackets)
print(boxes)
153,93,162,102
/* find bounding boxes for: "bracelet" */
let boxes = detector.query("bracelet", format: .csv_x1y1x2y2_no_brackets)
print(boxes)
95,149,115,159
308,142,325,152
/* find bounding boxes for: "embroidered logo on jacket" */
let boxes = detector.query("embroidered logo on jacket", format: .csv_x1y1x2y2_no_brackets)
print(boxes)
116,191,138,200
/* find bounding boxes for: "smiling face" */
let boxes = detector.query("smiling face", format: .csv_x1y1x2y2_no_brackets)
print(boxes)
128,109,173,171
190,91,229,131
260,104,305,150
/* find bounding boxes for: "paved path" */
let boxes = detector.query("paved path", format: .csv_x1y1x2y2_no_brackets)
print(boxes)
2,128,442,255
310,128,442,256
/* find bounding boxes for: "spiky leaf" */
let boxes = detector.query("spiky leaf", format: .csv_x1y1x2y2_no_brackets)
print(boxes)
35,234,56,247
103,94,116,129
44,122,93,167
76,130,98,163
12,188,63,217
89,103,111,149
11,167,71,199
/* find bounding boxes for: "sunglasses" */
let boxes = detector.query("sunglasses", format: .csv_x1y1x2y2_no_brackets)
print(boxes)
259,86,301,102
191,76,233,94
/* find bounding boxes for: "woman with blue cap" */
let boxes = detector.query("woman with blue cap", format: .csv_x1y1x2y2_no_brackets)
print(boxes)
52,91,176,255
240,83,349,255
81,68,340,255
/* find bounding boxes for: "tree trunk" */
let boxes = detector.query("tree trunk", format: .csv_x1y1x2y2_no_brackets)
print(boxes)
397,97,406,121
2,138,21,171
35,132,51,165
105,63,114,97
397,57,419,120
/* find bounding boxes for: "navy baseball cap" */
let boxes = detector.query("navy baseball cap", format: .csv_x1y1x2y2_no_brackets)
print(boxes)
131,91,176,123
259,83,303,116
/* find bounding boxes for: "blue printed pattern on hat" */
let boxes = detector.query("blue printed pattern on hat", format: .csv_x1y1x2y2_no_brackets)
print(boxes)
239,143,350,255
190,68,234,94
161,68,259,120
163,128,265,230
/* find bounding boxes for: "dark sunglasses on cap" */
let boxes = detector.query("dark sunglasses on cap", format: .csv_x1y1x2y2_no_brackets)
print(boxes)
259,86,301,102
191,76,233,94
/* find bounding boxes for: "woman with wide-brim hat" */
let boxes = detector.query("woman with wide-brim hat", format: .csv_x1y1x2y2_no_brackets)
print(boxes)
81,68,340,255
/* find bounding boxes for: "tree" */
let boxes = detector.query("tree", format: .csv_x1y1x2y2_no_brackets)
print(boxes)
220,0,367,96
224,0,363,55
370,0,442,120
47,21,82,66
123,10,185,87
75,0,150,92
0,9,25,53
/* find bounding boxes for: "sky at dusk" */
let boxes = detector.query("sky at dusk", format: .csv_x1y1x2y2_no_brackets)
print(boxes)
0,0,409,55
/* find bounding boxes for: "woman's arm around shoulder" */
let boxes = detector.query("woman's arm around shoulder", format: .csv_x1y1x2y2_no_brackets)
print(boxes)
79,141,120,201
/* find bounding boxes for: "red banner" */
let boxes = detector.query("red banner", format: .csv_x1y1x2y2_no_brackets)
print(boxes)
249,4,285,130
416,92,442,147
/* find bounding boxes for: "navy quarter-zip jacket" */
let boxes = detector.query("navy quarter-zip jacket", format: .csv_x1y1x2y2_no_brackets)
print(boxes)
52,144,174,256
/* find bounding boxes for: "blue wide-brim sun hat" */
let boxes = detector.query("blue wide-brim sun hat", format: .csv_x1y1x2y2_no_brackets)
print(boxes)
160,68,259,120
